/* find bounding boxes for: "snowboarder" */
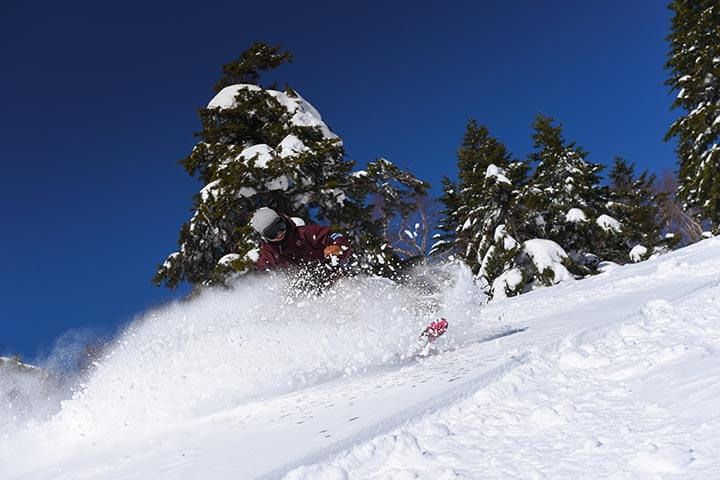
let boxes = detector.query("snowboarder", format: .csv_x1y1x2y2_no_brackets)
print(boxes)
250,207,352,272
252,207,446,342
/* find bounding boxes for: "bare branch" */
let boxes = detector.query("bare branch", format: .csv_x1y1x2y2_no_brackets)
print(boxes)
654,169,703,243
384,195,441,263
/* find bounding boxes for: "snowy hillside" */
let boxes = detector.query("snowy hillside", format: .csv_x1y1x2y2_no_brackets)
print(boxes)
2,239,720,479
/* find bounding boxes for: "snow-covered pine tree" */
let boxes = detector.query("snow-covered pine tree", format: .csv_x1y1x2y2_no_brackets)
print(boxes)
154,42,427,289
436,119,529,297
607,157,675,262
664,0,720,233
523,114,616,272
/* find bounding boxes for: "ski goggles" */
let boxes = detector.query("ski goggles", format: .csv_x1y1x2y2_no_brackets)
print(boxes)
263,216,287,240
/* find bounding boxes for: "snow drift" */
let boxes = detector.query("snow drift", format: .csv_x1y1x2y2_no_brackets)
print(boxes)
3,238,720,479
1,262,491,467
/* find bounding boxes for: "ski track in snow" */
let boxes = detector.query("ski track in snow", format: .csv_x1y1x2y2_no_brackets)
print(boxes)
293,283,720,479
2,238,720,479
285,242,720,480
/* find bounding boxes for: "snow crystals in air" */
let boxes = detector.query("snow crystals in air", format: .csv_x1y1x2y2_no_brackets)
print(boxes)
284,240,720,480
5,239,720,479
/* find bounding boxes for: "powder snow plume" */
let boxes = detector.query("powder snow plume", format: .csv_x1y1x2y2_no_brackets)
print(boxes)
0,262,494,466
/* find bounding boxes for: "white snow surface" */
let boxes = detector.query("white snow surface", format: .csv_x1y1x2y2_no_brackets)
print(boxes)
208,84,338,141
217,253,241,267
238,144,275,168
2,239,720,479
565,207,587,223
485,164,511,184
490,267,523,299
199,179,221,201
208,83,262,108
523,238,574,284
278,135,309,158
597,213,622,233
493,224,519,250
630,244,649,263
234,144,290,191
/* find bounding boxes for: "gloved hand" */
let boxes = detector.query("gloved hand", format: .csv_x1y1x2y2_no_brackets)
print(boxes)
323,245,343,257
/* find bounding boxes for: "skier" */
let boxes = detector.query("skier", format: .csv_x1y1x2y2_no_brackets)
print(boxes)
250,207,352,272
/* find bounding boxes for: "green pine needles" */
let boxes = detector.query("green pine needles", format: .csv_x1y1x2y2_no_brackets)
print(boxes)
436,115,666,300
153,20,699,300
665,0,720,232
154,43,428,290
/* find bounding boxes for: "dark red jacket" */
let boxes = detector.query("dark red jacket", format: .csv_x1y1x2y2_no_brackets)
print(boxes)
256,218,352,271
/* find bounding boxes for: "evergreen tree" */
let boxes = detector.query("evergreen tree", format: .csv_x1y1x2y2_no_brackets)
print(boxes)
430,176,461,257
213,42,293,92
608,157,674,262
522,114,615,271
154,43,427,289
437,116,622,299
664,0,720,233
456,119,497,186
436,118,529,297
478,224,524,297
466,159,529,291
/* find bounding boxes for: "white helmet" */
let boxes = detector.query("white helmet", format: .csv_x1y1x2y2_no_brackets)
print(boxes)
250,207,286,241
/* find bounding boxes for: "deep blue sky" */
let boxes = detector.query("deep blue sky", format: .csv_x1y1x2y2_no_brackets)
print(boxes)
1,1,677,361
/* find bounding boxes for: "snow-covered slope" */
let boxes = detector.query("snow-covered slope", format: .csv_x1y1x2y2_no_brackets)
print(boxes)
2,239,720,479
